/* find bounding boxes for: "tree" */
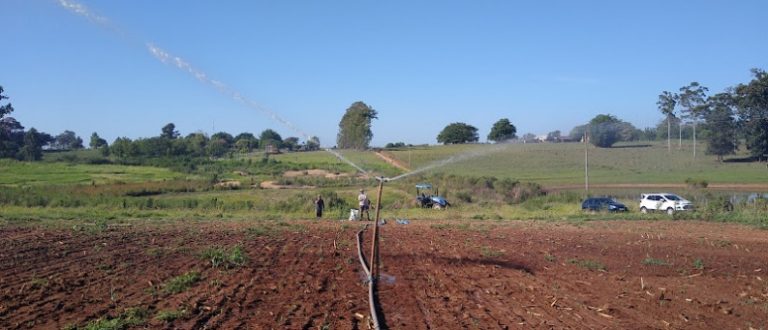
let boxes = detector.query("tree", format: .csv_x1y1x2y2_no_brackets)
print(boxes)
259,129,283,149
234,133,258,153
588,114,622,148
19,128,43,161
487,118,517,142
337,101,378,149
703,93,737,161
437,122,479,144
654,117,691,141
0,86,14,121
305,136,321,151
53,130,83,150
161,123,179,139
0,86,20,158
521,133,538,142
110,137,135,160
657,91,677,152
184,133,209,157
545,130,562,142
641,127,657,141
89,132,108,149
734,68,768,161
210,132,234,149
282,137,300,151
678,82,709,158
569,125,588,141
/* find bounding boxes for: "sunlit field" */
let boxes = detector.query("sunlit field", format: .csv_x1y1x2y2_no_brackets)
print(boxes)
386,141,767,185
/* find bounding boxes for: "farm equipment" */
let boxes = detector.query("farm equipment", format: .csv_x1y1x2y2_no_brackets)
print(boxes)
415,183,451,209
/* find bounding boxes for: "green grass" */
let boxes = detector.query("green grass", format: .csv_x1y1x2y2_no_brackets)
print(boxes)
155,309,188,322
0,159,185,186
68,307,148,330
386,142,768,185
567,258,606,271
1,141,767,226
162,271,201,294
200,246,247,269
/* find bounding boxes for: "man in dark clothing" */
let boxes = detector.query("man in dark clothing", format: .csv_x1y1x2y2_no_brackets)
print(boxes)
314,195,325,218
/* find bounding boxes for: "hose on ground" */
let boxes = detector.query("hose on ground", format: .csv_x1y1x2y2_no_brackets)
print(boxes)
356,224,381,330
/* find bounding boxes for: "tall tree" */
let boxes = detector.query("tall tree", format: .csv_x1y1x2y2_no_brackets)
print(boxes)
703,93,737,162
678,82,709,158
53,130,83,150
0,86,21,158
0,86,13,120
184,133,209,157
336,101,378,149
259,129,283,149
89,132,108,149
656,91,677,152
19,128,44,161
487,118,517,142
306,136,321,151
437,122,478,145
734,68,768,161
588,114,622,148
161,123,179,139
545,130,562,142
282,137,300,151
569,124,588,141
234,133,258,153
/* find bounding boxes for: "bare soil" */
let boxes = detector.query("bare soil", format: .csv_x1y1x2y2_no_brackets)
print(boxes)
1,220,767,329
260,169,363,189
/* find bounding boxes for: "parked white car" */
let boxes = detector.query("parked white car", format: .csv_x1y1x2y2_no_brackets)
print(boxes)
639,193,693,215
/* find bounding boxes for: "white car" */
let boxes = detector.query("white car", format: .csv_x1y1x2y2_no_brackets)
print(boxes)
639,193,693,215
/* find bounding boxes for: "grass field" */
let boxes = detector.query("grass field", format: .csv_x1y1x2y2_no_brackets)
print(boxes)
1,141,767,226
384,141,768,185
0,159,187,186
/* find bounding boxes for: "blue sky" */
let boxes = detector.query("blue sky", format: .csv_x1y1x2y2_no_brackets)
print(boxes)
5,0,768,147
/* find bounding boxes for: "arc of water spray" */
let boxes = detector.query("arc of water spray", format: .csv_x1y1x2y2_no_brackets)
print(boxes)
388,141,517,181
57,0,371,176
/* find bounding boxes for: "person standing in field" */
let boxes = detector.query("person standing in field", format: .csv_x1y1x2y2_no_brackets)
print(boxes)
314,195,325,219
358,189,370,221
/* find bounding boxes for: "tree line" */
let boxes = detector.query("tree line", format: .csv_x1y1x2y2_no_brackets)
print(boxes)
0,87,320,162
654,69,768,161
427,68,768,163
3,67,766,162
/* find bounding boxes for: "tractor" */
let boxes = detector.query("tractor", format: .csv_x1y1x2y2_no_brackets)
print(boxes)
415,183,451,209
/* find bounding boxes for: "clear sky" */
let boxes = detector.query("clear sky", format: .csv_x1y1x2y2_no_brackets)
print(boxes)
5,0,768,147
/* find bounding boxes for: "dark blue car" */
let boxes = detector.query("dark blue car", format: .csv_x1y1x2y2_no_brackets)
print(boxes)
581,197,628,212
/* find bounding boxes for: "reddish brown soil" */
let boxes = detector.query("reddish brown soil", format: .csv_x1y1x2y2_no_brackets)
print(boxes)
1,220,767,329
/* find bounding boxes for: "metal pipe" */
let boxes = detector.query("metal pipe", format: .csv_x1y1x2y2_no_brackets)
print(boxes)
370,178,385,279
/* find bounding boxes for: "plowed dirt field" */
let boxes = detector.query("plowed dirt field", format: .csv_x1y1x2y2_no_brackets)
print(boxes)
1,220,767,329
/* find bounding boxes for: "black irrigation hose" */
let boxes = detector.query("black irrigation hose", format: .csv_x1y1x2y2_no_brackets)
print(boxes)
356,224,381,330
